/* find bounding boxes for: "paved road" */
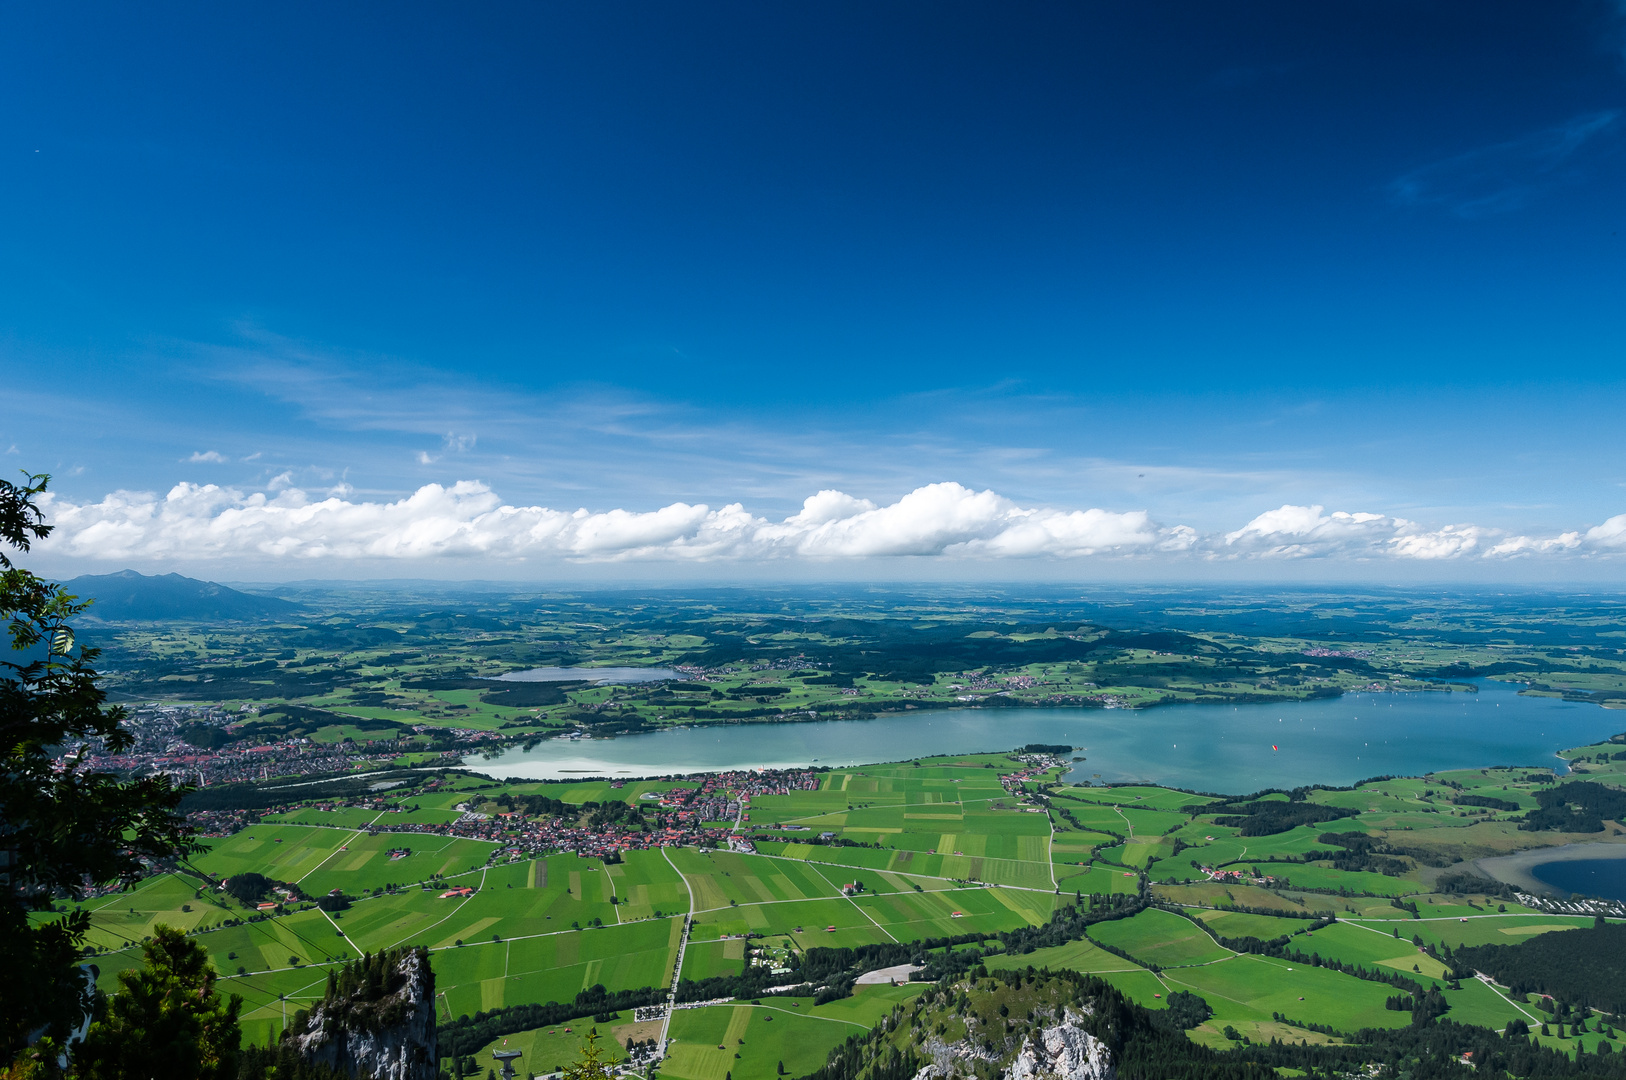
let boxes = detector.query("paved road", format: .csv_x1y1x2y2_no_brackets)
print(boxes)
658,847,696,1057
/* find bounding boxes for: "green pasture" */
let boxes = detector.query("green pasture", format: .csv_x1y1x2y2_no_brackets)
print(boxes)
1049,799,1131,837
1087,908,1232,969
1152,882,1321,913
1117,806,1187,837
1071,786,1216,812
319,889,464,954
1192,908,1310,942
762,841,1056,891
197,824,358,884
1092,968,1178,1010
192,907,373,1043
746,765,1058,893
692,896,891,950
1049,829,1118,855
1439,974,1539,1033
264,806,389,829
1351,913,1597,951
1186,825,1331,868
296,833,501,896
679,937,746,982
751,789,851,820
73,736,1626,1065
604,849,691,919
1161,953,1410,1035
304,723,405,744
1057,862,1142,896
667,849,840,910
1148,858,1206,884
1432,769,1547,805
434,917,679,1018
402,856,632,944
985,935,1144,976
1529,1030,1626,1061
1281,921,1451,980
853,884,1054,940
174,850,637,982
663,987,923,1080
1095,843,1129,867
73,871,231,949
389,752,446,767
412,784,495,811
768,842,939,877
688,882,1045,947
1119,838,1172,869
1263,863,1419,897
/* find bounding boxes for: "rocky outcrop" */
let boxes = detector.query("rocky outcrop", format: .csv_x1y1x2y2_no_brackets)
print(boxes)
1007,1014,1114,1080
286,948,438,1080
911,1009,1114,1080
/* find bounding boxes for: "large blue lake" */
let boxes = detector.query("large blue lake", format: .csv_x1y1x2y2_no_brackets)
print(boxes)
465,679,1621,793
1530,857,1626,902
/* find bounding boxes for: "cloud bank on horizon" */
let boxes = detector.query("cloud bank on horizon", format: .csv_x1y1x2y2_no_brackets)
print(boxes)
34,480,1626,566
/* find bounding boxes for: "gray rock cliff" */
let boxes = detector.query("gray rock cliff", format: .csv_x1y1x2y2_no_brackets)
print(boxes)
911,1008,1114,1080
286,948,438,1080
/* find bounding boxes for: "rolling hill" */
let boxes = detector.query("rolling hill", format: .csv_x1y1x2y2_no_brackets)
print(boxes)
59,570,299,621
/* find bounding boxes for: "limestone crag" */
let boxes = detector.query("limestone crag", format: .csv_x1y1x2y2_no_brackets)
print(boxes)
1007,1015,1115,1080
288,948,438,1080
912,1008,1115,1080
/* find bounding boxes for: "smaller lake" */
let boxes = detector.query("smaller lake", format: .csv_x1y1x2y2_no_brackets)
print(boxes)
466,678,1620,793
494,666,678,684
1531,858,1626,903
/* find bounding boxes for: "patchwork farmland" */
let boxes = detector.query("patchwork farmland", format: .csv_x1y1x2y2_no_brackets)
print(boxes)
56,742,1626,1077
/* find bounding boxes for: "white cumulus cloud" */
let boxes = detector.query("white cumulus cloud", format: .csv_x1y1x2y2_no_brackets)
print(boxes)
1224,504,1495,560
1224,504,1626,561
1485,532,1583,558
32,482,1626,568
186,450,228,464
1584,513,1626,549
35,479,1177,564
1224,504,1402,558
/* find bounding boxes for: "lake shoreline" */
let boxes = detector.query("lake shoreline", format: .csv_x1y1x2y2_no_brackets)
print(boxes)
1474,841,1626,898
464,678,1616,792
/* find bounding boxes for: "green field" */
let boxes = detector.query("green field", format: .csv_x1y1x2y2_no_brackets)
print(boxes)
985,935,1140,976
1166,952,1410,1037
55,735,1626,1067
1086,908,1233,968
662,986,925,1080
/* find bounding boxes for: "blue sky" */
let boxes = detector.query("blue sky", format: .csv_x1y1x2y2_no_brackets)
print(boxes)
4,2,1626,579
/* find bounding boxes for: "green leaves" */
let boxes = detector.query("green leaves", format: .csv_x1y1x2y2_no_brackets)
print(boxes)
74,926,243,1080
1,468,196,1064
0,472,53,570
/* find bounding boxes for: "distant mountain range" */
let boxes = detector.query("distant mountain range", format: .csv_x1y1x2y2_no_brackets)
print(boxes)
59,570,299,621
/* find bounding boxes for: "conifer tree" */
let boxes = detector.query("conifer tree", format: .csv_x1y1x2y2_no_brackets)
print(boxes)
1,473,194,1061
74,926,242,1080
561,1028,619,1080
